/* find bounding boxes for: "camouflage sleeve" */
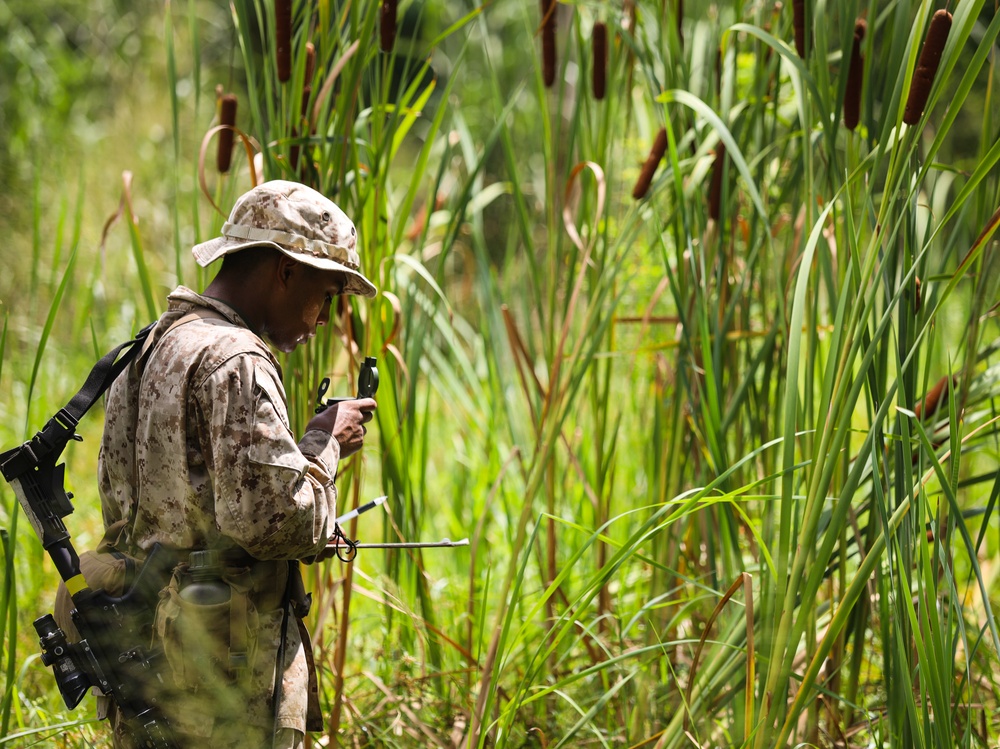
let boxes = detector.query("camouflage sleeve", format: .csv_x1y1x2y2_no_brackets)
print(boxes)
197,354,340,560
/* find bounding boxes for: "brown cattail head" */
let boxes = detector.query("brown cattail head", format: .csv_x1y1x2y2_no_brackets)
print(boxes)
276,0,292,83
592,22,607,100
632,127,668,200
541,0,557,87
677,0,684,47
792,0,808,59
381,0,397,53
844,19,866,130
914,275,922,313
304,42,316,83
904,10,952,125
913,373,958,420
217,93,238,174
708,141,727,222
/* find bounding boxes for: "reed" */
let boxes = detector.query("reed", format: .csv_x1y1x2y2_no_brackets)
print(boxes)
631,127,667,200
904,9,952,125
275,0,291,83
843,18,865,130
707,140,725,222
380,0,397,54
592,21,607,101
792,0,807,59
216,93,238,173
540,0,556,87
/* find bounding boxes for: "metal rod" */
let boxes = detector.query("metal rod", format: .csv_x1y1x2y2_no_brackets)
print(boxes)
326,538,470,549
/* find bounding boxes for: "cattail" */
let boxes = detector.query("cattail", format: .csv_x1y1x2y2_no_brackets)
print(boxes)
381,0,397,53
276,0,292,82
708,141,726,222
844,19,866,130
677,0,684,47
904,10,952,125
792,0,808,59
913,374,958,420
632,127,668,200
304,41,316,83
716,47,722,96
217,93,238,174
541,0,556,87
592,22,607,100
914,275,922,312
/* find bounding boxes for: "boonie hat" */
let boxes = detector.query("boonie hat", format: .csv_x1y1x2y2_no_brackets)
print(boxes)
192,180,377,298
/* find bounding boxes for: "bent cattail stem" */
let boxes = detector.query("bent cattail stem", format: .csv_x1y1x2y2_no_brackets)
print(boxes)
792,0,807,59
217,93,238,174
381,0,397,53
592,22,607,100
632,127,668,200
708,142,726,222
904,9,952,125
541,0,556,87
304,42,316,83
290,85,311,173
844,19,866,130
913,374,958,420
276,0,292,82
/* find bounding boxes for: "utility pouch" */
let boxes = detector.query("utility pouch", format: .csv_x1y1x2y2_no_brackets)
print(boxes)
154,559,259,692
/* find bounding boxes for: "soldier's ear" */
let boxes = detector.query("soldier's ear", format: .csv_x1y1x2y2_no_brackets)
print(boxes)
274,253,298,287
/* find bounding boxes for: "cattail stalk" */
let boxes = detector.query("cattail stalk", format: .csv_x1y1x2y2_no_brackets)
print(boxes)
381,0,397,53
904,10,952,125
304,41,316,83
844,19,866,130
217,93,238,174
276,0,292,83
708,142,726,222
541,0,556,87
792,0,808,59
632,127,668,200
677,0,684,47
592,22,607,100
913,374,958,420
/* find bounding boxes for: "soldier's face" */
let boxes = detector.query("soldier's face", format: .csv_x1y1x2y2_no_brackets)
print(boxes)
268,264,345,353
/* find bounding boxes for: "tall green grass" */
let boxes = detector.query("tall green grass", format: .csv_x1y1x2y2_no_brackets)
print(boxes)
2,0,1000,747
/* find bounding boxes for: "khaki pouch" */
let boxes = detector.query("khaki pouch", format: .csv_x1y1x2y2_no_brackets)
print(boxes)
154,565,259,693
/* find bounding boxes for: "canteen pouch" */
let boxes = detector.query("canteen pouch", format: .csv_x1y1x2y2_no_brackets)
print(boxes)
154,564,259,692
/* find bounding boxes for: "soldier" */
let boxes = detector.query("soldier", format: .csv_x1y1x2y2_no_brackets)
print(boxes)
97,180,377,748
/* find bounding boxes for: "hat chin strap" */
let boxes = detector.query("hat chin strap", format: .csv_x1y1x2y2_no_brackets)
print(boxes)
222,222,361,269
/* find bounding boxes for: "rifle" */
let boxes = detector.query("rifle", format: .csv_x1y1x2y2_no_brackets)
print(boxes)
0,324,179,748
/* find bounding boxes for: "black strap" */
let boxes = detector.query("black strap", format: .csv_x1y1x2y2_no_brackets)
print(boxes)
1,323,156,481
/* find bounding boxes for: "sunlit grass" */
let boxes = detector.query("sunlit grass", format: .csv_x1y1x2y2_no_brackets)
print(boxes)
2,0,1000,747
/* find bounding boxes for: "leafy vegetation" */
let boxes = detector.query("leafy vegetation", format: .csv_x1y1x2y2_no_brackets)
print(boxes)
2,0,999,747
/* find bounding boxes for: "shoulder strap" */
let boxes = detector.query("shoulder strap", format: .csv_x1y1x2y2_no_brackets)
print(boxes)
1,323,156,480
138,307,229,360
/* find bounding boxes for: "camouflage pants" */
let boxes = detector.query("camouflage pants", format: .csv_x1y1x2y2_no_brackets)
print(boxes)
111,710,304,748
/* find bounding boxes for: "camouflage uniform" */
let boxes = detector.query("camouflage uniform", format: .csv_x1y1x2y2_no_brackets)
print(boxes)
98,286,338,746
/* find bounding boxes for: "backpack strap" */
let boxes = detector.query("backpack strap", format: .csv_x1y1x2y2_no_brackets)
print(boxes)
1,323,155,481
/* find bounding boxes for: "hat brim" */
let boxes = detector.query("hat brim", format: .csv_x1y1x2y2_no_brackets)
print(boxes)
192,237,377,298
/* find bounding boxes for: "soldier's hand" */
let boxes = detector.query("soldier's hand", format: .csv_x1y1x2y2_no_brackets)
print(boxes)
307,397,376,458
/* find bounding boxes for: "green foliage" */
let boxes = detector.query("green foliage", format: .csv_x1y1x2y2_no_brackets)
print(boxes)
2,0,1000,747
